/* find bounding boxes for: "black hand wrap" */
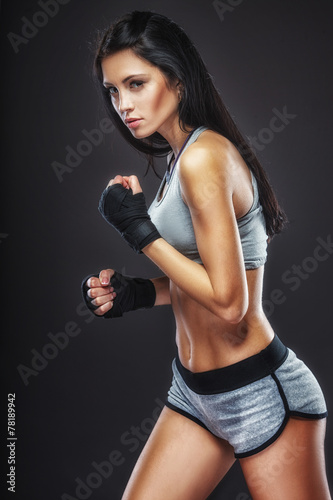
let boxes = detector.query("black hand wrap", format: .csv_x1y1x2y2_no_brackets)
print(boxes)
98,184,161,253
81,271,156,319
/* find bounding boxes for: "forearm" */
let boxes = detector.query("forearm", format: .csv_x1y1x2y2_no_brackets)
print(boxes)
144,239,215,310
150,275,171,306
97,174,247,321
143,238,247,323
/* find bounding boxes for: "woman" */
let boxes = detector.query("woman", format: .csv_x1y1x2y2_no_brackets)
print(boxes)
81,11,331,500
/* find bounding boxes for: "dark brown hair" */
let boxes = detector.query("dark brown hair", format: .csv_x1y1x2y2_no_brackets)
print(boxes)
93,10,287,237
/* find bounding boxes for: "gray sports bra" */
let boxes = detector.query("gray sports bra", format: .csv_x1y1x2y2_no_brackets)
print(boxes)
148,126,268,270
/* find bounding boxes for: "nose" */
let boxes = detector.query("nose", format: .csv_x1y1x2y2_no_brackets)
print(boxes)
118,90,134,115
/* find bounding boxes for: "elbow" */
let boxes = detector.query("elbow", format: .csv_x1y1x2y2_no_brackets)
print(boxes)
224,304,248,324
213,295,249,324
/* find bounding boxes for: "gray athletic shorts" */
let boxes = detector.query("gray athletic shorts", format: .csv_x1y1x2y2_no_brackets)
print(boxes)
166,335,328,458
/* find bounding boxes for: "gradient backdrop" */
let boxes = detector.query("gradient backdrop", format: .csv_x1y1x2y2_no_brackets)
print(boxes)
1,0,332,498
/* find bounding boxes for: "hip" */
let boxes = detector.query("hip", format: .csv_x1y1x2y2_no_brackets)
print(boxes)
166,334,328,457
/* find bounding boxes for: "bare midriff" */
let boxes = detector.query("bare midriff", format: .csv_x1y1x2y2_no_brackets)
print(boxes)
170,265,275,372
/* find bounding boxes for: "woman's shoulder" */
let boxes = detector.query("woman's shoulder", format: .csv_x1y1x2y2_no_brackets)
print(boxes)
179,128,239,181
198,128,236,145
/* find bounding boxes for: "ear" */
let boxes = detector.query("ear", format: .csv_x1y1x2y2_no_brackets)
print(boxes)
177,81,184,103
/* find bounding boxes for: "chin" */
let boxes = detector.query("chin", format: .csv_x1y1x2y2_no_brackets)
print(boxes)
130,128,156,140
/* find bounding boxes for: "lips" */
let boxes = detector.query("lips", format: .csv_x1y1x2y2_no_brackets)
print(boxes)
125,118,142,129
125,117,140,123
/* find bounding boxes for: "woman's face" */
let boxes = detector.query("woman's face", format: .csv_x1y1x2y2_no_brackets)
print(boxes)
101,49,180,139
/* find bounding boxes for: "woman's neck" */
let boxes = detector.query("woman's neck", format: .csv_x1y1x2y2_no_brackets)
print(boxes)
158,120,193,158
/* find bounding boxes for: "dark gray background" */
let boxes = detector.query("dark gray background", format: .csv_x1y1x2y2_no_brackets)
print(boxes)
1,0,332,498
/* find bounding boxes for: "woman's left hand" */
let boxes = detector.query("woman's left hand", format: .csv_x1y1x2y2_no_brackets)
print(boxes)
107,174,143,194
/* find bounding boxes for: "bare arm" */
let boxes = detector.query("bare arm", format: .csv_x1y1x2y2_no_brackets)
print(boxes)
93,147,249,322
142,144,249,323
151,275,171,305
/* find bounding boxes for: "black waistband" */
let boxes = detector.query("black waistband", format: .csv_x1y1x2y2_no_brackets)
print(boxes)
175,335,288,394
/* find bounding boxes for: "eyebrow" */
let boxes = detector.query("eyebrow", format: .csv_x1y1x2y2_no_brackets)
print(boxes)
103,74,149,87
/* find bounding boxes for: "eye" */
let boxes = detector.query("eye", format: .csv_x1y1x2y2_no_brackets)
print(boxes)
130,81,144,89
107,86,118,96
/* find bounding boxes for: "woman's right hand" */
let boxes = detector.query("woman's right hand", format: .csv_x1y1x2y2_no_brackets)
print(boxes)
85,269,117,316
82,268,156,318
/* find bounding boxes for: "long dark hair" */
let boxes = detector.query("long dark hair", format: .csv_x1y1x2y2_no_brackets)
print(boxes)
93,10,287,237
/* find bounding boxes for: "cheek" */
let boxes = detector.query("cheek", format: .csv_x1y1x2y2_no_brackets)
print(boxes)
110,96,120,115
148,85,178,114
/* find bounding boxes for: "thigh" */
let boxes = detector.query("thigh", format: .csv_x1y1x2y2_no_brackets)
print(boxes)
240,417,331,500
121,406,236,500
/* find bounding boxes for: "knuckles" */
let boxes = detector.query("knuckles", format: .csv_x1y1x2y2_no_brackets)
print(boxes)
95,301,113,315
87,277,99,288
88,287,113,299
92,296,106,307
